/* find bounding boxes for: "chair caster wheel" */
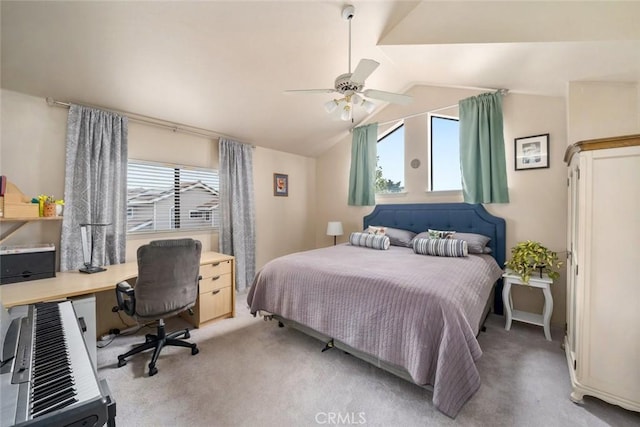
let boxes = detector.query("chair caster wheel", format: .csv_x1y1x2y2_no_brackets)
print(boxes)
184,331,190,339
149,365,158,376
117,358,127,368
191,347,199,355
278,321,284,328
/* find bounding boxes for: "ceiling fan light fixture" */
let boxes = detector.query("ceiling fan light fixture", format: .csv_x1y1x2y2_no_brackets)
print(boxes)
340,104,352,121
361,99,376,114
324,99,339,113
351,93,362,105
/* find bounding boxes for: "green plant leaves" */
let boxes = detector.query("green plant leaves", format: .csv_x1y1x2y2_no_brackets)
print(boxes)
505,240,562,283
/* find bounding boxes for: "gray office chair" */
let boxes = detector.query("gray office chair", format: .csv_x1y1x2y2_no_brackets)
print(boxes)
115,238,202,376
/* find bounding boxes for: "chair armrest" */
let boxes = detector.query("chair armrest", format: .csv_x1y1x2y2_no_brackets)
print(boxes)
116,281,134,294
115,281,136,316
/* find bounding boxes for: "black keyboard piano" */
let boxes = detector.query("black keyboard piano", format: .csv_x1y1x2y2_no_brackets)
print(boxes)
1,301,115,427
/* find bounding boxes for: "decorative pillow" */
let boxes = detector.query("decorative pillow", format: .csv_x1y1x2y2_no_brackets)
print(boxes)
427,229,456,239
365,225,387,235
349,232,390,250
412,238,468,257
410,230,454,244
372,226,416,247
453,232,491,254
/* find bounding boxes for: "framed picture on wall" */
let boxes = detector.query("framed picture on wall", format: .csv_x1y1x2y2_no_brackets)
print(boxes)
273,173,288,197
515,134,549,170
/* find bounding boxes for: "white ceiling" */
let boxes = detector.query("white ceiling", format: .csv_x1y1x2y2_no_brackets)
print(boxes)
2,1,639,157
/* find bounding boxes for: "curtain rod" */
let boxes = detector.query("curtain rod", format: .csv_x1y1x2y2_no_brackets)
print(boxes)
356,88,509,129
45,97,252,145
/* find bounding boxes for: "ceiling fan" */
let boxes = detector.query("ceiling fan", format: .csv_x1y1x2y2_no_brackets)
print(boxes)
286,4,412,121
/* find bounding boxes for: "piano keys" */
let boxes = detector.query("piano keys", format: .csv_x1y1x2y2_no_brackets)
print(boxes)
1,301,115,427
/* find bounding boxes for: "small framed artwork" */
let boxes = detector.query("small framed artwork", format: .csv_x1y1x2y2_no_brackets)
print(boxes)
515,134,549,170
273,173,288,197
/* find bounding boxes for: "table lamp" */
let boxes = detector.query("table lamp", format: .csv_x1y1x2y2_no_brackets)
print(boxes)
79,223,110,274
326,221,344,246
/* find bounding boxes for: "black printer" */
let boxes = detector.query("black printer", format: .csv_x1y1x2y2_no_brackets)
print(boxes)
0,244,56,284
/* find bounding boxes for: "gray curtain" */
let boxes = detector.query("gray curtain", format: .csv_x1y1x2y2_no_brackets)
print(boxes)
348,122,378,206
459,93,509,203
60,104,128,271
219,138,255,291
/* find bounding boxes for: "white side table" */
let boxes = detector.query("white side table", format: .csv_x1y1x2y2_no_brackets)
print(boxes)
502,269,554,341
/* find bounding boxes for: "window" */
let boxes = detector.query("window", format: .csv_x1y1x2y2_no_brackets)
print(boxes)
430,115,462,191
376,122,404,194
127,160,219,233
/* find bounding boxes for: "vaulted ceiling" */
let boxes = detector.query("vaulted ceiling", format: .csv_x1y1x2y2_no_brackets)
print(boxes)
2,1,639,157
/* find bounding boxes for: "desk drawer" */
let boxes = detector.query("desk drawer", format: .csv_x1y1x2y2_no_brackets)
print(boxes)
200,259,232,279
197,286,232,322
199,273,231,294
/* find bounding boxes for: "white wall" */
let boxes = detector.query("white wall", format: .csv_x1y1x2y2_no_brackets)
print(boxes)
316,85,569,325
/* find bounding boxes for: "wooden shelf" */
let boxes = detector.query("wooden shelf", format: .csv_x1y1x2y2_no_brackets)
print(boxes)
0,217,63,222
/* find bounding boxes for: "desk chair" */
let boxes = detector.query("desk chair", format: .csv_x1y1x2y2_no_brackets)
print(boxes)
115,238,202,376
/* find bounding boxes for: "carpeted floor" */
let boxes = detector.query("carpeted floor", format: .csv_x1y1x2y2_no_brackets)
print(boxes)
96,296,640,427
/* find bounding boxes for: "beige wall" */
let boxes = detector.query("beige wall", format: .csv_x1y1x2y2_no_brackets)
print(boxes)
567,81,640,144
0,90,66,251
253,147,316,270
316,85,569,326
0,89,316,277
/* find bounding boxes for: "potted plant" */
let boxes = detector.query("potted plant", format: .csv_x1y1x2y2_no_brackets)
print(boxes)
505,240,562,283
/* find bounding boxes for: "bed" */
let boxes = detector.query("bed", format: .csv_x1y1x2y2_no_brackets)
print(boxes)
247,203,506,417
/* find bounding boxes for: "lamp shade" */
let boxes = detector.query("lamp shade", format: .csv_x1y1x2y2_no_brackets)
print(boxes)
326,221,344,236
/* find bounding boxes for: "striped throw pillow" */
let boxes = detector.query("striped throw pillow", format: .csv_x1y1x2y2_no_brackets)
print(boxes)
349,232,390,250
413,238,468,257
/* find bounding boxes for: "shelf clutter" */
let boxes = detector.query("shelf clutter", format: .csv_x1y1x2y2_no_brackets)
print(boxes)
0,177,63,219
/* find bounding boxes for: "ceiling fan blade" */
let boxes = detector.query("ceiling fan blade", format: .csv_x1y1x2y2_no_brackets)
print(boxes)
362,89,412,105
350,59,379,84
284,89,337,94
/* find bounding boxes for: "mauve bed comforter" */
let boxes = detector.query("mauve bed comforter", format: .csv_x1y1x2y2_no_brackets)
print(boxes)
247,244,503,417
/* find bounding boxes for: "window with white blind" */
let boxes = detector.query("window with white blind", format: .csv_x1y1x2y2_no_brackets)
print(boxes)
127,160,220,234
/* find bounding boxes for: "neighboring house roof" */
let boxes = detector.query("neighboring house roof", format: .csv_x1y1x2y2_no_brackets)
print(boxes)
127,181,219,232
127,219,154,232
128,181,219,205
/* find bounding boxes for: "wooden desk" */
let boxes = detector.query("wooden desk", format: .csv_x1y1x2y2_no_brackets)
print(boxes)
0,251,235,334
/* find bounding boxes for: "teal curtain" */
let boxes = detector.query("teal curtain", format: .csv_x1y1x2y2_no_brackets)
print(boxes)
348,123,378,206
459,93,509,203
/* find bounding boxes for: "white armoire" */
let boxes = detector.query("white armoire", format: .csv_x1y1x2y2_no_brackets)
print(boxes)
564,134,640,412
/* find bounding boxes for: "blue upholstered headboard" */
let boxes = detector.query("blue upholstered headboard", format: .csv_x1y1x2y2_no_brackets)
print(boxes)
363,203,506,313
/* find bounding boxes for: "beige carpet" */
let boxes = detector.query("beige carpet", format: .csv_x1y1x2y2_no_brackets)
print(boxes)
96,296,640,427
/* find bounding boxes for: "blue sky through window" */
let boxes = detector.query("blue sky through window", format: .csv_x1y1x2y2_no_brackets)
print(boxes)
431,116,461,191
